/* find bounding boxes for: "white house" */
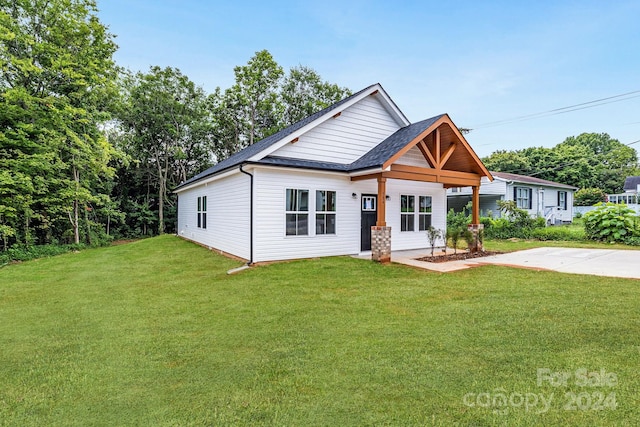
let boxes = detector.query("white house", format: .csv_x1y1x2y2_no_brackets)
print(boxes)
606,176,640,215
175,84,492,263
447,172,577,224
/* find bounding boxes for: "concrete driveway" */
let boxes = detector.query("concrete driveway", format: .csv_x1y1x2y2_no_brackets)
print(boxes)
391,247,640,279
469,247,640,279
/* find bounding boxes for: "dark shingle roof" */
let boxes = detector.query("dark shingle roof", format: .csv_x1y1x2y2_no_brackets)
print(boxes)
175,84,377,190
491,171,577,190
348,115,444,171
623,176,640,192
255,156,350,172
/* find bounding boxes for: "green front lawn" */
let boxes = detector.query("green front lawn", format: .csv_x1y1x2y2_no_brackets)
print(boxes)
1,236,638,425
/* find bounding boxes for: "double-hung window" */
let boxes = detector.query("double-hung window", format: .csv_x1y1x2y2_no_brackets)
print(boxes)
197,196,207,229
515,187,532,209
286,189,309,236
418,196,432,230
400,195,415,231
558,191,567,210
316,190,336,235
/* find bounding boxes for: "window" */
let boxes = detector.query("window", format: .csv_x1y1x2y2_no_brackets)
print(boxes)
418,196,432,231
197,196,207,229
514,187,532,209
315,190,336,235
558,191,567,210
400,195,415,231
362,196,376,211
286,189,309,236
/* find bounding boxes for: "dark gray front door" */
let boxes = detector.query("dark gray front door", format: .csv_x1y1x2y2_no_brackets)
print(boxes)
361,194,377,251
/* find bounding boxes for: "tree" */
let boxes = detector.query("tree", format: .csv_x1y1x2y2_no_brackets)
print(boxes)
280,65,351,126
482,133,639,194
210,51,351,162
558,133,638,193
118,66,213,234
481,150,531,174
0,0,120,246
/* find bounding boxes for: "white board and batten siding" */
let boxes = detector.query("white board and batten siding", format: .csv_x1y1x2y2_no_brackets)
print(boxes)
272,96,402,164
177,171,251,260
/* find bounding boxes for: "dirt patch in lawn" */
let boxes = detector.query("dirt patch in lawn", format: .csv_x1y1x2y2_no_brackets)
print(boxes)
416,251,502,263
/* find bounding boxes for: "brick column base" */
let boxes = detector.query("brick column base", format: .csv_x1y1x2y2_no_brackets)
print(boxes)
467,224,484,253
371,226,391,263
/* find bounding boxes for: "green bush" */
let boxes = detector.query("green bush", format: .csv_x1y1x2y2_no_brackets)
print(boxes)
0,243,86,267
583,203,637,243
531,226,585,241
574,188,607,206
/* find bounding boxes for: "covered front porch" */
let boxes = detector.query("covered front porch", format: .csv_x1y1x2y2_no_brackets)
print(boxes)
348,114,492,262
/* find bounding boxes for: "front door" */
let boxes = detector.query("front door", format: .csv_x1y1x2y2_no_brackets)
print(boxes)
361,194,377,251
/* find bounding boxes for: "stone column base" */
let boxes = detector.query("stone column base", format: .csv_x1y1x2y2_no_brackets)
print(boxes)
467,224,484,253
371,226,391,263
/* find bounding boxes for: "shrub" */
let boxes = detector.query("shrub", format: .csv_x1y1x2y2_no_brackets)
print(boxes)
531,226,585,241
0,243,86,267
574,188,607,206
583,203,637,243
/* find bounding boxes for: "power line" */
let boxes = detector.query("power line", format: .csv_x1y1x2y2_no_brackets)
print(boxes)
468,90,640,130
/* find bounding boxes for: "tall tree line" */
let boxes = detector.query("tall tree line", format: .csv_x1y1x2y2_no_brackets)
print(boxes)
0,0,351,249
481,133,639,194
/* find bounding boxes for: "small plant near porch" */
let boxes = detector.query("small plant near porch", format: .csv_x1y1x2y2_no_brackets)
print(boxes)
425,226,442,256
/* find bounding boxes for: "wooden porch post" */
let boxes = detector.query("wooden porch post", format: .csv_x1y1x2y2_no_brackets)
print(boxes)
376,176,387,226
472,185,480,224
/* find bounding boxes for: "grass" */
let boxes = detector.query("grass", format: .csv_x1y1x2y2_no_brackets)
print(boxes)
484,238,640,252
1,235,639,426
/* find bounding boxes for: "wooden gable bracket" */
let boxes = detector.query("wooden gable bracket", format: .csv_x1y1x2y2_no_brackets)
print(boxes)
440,142,457,168
417,140,437,168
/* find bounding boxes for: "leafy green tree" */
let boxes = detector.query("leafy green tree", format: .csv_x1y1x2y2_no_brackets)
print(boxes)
118,66,213,234
0,0,120,246
281,66,351,125
481,150,531,174
482,133,638,194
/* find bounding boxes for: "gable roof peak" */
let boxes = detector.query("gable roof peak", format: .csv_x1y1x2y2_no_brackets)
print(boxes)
175,83,406,190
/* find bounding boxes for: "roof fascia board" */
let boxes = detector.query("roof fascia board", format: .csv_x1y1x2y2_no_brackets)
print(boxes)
372,87,411,126
173,167,241,193
249,163,350,177
442,114,494,181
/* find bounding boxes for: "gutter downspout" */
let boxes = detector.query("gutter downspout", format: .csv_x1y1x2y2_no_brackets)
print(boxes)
239,164,254,265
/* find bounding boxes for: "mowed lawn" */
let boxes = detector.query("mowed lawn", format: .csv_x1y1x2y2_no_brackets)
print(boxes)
0,236,639,426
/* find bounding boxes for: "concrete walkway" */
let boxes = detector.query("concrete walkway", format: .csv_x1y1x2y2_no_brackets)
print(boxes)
389,247,640,279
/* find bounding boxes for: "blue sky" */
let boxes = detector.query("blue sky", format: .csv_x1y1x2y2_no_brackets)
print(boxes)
97,0,640,157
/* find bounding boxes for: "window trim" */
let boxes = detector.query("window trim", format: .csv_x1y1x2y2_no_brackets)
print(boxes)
558,191,567,210
418,195,432,231
400,194,415,232
514,187,532,210
197,196,207,229
315,190,336,235
285,188,309,236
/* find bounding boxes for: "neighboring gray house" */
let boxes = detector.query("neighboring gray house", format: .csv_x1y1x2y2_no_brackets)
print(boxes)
447,171,577,224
